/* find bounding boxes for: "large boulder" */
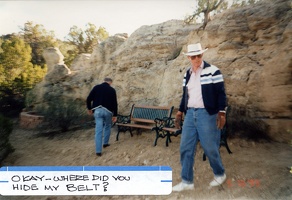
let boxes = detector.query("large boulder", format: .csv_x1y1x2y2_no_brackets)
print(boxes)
43,47,71,82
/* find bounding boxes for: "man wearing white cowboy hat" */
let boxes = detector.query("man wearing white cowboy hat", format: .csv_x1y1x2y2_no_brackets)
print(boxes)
172,42,227,192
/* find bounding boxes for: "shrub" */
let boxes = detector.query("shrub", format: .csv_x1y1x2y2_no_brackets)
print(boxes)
24,90,37,112
226,105,271,142
37,98,88,132
0,114,14,164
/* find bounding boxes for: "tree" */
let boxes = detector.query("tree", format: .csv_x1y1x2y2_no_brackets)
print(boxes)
185,0,261,30
58,41,77,68
185,0,227,30
20,21,58,68
65,23,109,56
84,23,109,53
0,36,32,87
231,0,259,8
62,23,109,67
0,35,46,116
66,25,85,53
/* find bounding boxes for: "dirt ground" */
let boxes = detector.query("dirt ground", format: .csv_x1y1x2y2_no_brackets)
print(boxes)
1,124,292,200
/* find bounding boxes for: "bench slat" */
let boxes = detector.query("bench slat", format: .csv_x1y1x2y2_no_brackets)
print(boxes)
162,127,179,132
133,105,172,110
132,107,170,121
131,118,156,123
116,123,154,129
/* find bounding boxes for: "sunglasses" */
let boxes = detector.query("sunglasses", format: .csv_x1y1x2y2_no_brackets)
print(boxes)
189,54,203,59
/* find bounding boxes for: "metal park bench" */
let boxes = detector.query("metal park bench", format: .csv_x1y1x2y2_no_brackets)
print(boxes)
115,104,174,142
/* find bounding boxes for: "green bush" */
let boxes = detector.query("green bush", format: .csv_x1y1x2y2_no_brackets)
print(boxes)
37,98,88,132
226,105,271,141
0,114,14,164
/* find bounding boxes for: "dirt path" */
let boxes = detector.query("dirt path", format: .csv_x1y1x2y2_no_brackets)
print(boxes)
1,126,292,200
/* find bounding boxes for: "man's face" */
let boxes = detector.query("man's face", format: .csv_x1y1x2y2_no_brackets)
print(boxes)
188,54,203,68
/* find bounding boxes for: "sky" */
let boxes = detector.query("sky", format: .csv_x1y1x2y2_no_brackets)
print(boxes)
0,0,197,40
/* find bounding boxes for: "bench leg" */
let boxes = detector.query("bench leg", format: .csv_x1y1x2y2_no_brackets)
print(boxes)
116,127,133,141
165,137,168,147
221,137,232,154
153,128,159,146
165,132,175,147
168,135,172,143
220,129,232,154
225,142,232,154
154,137,159,147
203,153,207,161
165,133,170,147
116,130,120,141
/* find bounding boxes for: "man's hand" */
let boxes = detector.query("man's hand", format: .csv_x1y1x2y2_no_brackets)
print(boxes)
175,112,182,129
216,112,226,130
112,116,117,123
87,110,93,115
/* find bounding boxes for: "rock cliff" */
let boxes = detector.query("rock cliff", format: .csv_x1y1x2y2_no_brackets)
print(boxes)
28,0,292,142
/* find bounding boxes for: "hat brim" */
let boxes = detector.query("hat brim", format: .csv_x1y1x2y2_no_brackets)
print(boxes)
183,48,208,56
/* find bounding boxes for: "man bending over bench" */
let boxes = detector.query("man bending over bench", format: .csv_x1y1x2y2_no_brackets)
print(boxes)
86,77,118,157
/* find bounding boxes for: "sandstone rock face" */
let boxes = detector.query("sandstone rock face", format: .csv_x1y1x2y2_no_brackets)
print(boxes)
201,0,292,142
70,53,91,71
29,0,291,142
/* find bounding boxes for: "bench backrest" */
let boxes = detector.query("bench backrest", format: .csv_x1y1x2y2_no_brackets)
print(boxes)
130,105,174,124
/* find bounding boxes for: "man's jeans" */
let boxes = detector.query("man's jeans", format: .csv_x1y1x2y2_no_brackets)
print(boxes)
93,107,112,153
180,108,225,183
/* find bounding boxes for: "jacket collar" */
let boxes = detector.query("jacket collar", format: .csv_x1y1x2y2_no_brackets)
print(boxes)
203,61,210,69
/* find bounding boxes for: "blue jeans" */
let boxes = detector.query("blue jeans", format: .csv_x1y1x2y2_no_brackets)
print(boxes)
93,107,113,153
180,108,225,183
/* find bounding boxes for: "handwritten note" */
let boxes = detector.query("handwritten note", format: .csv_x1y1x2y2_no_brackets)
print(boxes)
0,166,172,195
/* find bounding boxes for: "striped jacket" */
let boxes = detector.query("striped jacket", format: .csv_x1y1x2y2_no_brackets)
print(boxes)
179,61,227,115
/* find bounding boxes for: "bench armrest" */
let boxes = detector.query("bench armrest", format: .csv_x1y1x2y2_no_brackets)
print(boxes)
117,114,131,124
154,117,176,129
153,117,182,147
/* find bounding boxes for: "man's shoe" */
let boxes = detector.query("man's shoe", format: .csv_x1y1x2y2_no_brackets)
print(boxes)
209,174,226,187
103,144,110,148
172,182,194,192
96,153,102,156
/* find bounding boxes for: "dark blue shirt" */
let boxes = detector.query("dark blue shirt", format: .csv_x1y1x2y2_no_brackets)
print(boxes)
86,82,118,116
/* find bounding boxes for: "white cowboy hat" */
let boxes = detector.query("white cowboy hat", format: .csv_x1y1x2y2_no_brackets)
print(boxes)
183,43,208,56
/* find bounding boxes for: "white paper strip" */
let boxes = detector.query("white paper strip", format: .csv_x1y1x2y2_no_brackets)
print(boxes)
0,166,172,196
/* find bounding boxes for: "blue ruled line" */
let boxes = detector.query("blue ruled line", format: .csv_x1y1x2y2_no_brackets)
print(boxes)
1,166,172,171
